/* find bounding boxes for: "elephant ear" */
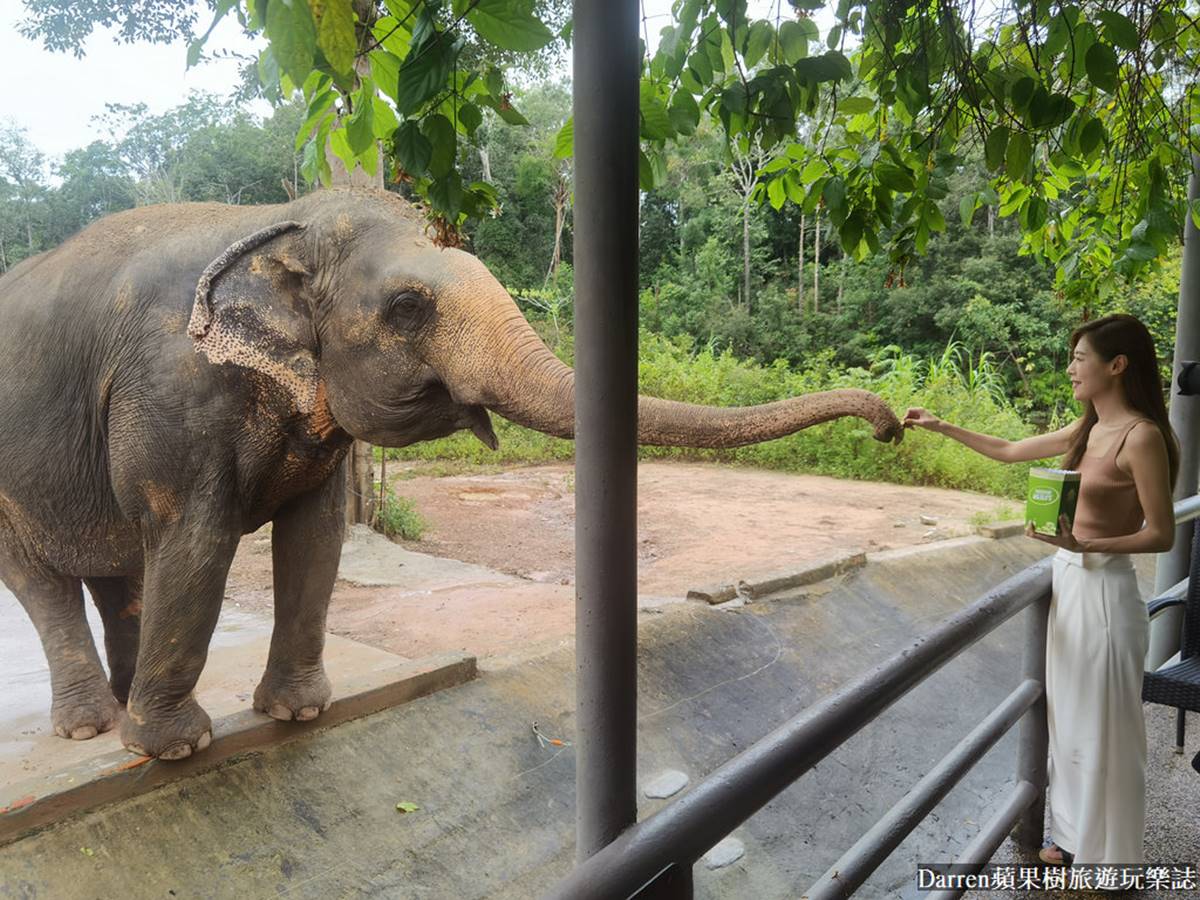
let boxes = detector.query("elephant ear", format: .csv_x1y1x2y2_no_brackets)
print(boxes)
188,222,322,412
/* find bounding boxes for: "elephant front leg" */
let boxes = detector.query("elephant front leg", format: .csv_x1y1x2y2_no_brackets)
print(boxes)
121,522,239,760
254,462,345,722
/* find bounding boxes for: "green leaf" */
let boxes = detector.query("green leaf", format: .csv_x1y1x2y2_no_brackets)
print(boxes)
638,148,655,190
925,200,946,231
257,47,281,100
485,67,504,99
767,176,786,210
554,117,573,159
668,89,700,136
800,157,826,183
822,176,847,219
311,0,357,77
639,81,673,141
370,50,403,105
395,801,421,813
1021,195,1047,231
838,96,874,115
373,96,400,139
1005,131,1032,178
329,126,357,173
296,88,336,151
396,33,457,115
458,102,482,136
1009,76,1036,112
959,193,979,226
778,20,809,64
422,114,457,179
371,14,412,56
265,0,317,87
876,163,914,192
428,173,465,220
743,21,773,69
984,125,1009,172
720,83,749,116
1097,11,1138,51
1079,118,1105,156
346,96,375,156
1190,198,1200,231
468,0,554,51
393,120,432,175
1085,42,1118,93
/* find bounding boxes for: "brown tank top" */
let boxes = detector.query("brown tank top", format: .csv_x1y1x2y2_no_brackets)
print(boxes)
1070,418,1150,541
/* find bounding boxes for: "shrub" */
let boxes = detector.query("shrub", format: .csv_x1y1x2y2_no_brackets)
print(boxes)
375,494,428,541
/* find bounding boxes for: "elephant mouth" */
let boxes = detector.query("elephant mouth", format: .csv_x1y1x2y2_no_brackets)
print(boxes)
363,381,498,450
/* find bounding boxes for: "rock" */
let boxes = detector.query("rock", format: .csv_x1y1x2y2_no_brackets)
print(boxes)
919,514,938,525
702,836,745,869
643,770,689,799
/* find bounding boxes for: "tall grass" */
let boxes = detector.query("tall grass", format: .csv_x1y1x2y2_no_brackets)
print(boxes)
388,334,1050,498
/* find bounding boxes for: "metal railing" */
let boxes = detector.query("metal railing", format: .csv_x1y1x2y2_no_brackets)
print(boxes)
548,495,1200,900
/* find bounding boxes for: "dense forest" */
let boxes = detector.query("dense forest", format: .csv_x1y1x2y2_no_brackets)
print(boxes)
0,84,1181,497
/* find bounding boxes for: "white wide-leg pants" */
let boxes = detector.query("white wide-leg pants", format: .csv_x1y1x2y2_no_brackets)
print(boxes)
1046,548,1148,865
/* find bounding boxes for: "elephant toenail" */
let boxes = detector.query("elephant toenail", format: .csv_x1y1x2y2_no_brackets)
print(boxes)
296,707,319,721
197,731,212,751
268,703,294,721
126,743,149,757
159,742,193,761
70,726,98,740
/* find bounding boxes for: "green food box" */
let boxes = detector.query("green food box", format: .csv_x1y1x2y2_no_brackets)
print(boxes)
1026,468,1081,536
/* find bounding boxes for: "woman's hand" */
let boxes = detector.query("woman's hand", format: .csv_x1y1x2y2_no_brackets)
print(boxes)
903,407,943,431
1025,515,1089,552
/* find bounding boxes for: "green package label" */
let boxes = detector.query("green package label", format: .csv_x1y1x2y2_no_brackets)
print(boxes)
1026,468,1081,536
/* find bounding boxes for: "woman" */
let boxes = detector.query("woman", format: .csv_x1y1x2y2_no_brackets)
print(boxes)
905,314,1178,867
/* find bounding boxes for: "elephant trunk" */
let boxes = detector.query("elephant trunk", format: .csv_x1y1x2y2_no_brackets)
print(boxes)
463,299,902,448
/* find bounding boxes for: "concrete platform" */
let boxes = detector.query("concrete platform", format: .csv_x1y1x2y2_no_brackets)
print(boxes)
0,586,475,847
1,537,1191,900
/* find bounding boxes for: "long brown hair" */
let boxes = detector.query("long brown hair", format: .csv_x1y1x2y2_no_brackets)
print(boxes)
1062,314,1179,488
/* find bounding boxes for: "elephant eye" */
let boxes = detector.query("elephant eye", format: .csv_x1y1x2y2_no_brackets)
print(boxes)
385,290,433,329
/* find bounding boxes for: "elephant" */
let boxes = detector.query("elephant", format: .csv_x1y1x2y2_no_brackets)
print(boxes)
0,187,901,760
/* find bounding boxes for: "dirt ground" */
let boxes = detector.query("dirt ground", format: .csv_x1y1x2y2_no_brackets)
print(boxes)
225,461,1019,664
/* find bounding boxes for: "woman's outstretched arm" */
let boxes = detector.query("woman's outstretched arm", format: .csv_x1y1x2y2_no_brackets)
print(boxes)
904,408,1080,463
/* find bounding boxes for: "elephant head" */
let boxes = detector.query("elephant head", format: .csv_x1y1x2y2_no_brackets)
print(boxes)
188,188,902,450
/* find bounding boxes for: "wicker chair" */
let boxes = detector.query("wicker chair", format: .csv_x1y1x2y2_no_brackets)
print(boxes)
1142,521,1200,773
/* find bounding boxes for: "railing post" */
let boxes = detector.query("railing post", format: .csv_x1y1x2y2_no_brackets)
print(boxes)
1155,152,1200,595
1012,590,1051,850
572,0,642,870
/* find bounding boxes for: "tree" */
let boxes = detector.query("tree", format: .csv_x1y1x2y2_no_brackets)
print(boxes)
0,123,49,268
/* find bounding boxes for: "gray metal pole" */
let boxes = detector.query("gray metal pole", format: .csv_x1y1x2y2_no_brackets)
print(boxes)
1154,152,1200,595
573,0,641,863
1012,595,1050,850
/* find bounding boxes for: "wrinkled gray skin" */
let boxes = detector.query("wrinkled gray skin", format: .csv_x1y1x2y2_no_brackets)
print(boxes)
0,188,901,760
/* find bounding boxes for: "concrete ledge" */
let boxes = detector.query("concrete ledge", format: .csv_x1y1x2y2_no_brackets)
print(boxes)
686,550,867,604
975,521,1026,539
0,652,475,847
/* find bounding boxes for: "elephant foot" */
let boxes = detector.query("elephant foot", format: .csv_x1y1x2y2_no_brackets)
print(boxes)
51,677,120,740
120,695,212,761
253,668,332,722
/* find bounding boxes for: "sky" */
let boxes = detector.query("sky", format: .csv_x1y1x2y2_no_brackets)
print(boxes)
0,0,800,166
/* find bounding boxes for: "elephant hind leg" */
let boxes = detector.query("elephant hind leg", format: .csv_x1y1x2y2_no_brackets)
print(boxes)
2,561,118,740
85,575,142,705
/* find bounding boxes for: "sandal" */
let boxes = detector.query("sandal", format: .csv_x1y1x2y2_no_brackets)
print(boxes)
1038,842,1074,866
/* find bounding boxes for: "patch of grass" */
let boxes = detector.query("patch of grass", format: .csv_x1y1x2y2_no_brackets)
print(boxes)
375,494,428,541
968,502,1023,527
